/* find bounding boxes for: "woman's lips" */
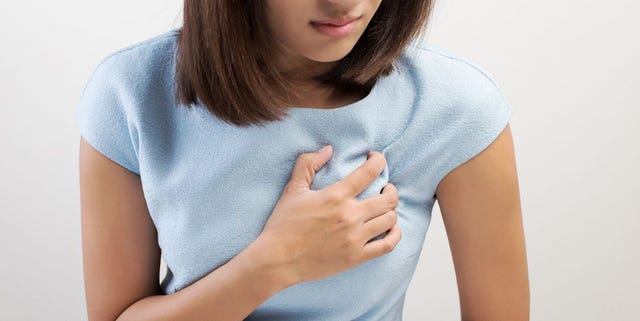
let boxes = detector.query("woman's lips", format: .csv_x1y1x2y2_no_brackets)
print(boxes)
310,16,360,38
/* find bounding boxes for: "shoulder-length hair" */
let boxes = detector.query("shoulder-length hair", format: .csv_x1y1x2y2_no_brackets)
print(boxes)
175,0,436,127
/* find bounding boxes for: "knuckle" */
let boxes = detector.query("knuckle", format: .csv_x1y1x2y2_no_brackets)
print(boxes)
362,163,379,179
386,185,399,205
322,189,343,204
382,239,395,253
298,153,314,164
387,210,397,226
342,234,358,249
385,193,398,208
337,212,357,227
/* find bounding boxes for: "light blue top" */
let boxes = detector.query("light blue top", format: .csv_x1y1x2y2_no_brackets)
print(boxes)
76,28,513,321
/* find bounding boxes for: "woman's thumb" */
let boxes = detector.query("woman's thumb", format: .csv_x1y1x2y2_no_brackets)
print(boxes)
285,145,332,194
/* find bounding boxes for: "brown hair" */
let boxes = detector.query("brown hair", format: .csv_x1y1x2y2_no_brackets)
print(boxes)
175,0,436,127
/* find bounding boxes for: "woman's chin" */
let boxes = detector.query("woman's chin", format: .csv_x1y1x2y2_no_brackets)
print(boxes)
302,43,358,63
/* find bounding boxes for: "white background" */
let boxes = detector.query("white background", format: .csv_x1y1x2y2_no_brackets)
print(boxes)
1,1,638,320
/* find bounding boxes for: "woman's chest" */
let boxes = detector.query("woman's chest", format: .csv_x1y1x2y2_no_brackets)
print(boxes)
136,106,439,295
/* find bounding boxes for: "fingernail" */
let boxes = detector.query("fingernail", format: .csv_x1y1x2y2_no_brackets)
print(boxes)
318,144,331,153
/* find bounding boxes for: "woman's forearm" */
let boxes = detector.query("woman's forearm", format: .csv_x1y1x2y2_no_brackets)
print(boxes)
115,239,295,321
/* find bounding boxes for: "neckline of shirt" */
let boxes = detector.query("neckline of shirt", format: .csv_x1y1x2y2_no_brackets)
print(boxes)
286,71,389,114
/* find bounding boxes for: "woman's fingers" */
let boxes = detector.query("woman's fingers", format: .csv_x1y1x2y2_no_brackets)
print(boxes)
361,209,397,243
360,223,402,262
319,151,386,200
285,145,333,194
358,182,399,222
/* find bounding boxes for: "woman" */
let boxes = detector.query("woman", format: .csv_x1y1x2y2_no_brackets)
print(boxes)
78,0,529,320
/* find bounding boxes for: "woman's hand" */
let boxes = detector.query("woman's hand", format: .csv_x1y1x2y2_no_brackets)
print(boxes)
256,145,401,285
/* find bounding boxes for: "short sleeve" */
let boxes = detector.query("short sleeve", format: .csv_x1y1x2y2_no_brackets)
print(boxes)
431,66,513,188
76,55,141,175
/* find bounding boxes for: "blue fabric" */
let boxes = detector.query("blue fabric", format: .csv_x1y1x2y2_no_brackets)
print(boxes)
76,28,513,320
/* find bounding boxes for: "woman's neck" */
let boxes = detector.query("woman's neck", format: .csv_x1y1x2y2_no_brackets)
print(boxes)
268,45,365,110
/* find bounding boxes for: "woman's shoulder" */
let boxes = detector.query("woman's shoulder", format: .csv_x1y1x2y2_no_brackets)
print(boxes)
397,40,510,111
75,29,182,174
106,28,180,56
389,41,515,191
397,40,513,116
402,40,503,88
96,28,180,68
83,28,180,95
77,28,181,118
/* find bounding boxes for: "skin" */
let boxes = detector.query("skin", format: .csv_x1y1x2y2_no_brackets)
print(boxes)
265,4,531,317
436,124,530,320
80,1,529,320
264,0,383,109
81,144,399,321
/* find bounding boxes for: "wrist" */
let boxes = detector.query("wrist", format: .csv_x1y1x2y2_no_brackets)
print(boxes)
241,235,299,293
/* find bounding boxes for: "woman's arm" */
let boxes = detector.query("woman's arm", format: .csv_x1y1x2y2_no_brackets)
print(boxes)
79,137,293,321
435,124,530,321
